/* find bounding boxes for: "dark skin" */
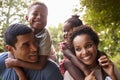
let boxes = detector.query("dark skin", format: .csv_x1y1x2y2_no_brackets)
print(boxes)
14,67,29,80
5,3,49,80
6,53,29,80
6,54,47,70
62,43,111,80
6,48,48,80
61,42,91,80
59,22,91,80
64,59,85,80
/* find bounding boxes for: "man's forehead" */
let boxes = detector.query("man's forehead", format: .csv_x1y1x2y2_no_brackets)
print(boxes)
16,32,34,41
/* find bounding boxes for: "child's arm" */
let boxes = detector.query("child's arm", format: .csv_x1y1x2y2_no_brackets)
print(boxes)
7,53,29,80
14,67,29,80
5,55,48,70
64,59,85,80
98,55,118,80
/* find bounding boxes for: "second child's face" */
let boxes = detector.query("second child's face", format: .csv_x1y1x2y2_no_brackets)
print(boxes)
73,34,97,67
26,5,47,32
63,22,73,43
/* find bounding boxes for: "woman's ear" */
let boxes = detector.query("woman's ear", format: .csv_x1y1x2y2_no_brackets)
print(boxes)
5,45,14,54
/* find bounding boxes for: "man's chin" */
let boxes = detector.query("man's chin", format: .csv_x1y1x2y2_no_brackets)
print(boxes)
29,59,38,63
29,57,38,63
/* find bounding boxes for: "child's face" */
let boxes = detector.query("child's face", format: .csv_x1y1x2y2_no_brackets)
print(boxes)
73,34,97,67
63,22,73,43
26,5,47,31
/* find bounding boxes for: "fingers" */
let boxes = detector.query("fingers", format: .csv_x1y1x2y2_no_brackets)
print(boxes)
89,71,96,80
89,70,94,76
85,71,96,80
98,55,112,67
5,58,15,68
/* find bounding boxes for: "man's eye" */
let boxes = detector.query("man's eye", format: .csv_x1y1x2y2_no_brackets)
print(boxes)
23,43,30,47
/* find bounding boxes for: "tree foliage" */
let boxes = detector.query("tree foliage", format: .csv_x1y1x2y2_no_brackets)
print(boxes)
0,0,35,52
48,24,63,51
78,0,120,69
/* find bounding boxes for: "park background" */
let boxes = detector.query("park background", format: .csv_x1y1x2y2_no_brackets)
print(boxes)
0,0,120,75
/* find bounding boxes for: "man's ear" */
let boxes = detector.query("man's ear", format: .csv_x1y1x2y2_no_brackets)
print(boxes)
5,45,14,54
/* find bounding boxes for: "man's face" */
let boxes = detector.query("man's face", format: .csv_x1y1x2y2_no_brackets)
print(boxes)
26,5,47,31
12,32,38,62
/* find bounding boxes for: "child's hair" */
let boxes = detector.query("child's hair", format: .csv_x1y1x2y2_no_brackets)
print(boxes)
28,2,48,15
70,25,99,55
65,14,83,28
4,23,32,48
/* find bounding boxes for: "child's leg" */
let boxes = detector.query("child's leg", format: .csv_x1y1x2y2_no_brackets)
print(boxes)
14,67,29,80
8,53,28,80
64,59,85,80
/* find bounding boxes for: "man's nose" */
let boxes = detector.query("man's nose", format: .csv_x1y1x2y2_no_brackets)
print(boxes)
31,44,38,52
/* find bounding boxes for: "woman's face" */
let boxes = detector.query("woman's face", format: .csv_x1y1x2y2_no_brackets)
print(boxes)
73,34,97,67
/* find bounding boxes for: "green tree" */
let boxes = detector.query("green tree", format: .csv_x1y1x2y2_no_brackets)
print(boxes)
76,0,120,69
48,23,63,51
0,0,36,52
48,24,64,62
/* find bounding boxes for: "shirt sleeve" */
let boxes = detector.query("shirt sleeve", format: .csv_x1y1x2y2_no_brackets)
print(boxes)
41,60,63,80
38,29,52,55
114,65,120,80
0,52,8,75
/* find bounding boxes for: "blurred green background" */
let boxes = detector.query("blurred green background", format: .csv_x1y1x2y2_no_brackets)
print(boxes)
0,0,120,79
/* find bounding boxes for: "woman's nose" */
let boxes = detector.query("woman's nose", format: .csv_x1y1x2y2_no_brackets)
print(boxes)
81,48,87,55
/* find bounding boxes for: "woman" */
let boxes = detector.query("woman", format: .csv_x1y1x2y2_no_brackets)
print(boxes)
64,25,120,80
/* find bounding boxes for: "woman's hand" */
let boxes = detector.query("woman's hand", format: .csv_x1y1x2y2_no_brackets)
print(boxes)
98,55,117,80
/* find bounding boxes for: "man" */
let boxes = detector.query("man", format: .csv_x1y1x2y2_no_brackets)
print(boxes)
0,23,63,80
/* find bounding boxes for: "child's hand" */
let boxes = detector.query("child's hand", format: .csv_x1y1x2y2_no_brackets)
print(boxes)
98,55,114,76
58,42,69,51
5,58,17,68
85,71,96,80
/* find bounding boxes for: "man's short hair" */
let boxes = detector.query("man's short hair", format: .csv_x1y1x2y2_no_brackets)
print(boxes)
4,23,32,48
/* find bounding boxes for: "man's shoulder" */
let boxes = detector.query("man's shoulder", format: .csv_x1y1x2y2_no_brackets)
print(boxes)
42,60,60,73
46,60,59,68
0,52,8,58
41,60,63,80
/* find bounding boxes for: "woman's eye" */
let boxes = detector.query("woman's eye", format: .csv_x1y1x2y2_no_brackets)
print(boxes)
75,48,81,51
86,44,92,48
